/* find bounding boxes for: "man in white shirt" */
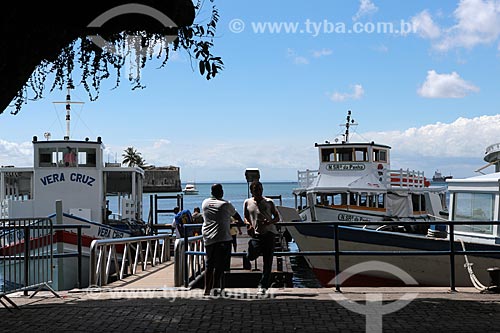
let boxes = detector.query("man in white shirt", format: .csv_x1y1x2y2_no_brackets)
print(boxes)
202,183,243,296
244,181,280,295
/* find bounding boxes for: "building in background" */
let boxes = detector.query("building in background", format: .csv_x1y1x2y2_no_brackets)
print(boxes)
143,166,181,192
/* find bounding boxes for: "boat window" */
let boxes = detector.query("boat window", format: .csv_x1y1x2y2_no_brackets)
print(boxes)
354,148,368,162
340,193,348,205
373,149,387,162
321,149,335,162
377,194,385,208
39,148,63,167
317,194,330,205
62,147,77,167
336,148,353,161
359,193,368,207
328,193,347,205
412,194,426,212
349,193,358,206
368,195,378,208
39,148,53,167
77,148,97,167
453,193,494,235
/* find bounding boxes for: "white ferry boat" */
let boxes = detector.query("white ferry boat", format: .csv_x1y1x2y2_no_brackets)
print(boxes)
0,90,146,290
285,111,500,288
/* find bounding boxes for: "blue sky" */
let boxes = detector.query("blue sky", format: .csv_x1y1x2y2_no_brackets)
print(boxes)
1,0,500,182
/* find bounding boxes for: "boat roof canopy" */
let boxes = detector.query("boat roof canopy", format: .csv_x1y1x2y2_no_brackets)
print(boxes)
447,172,500,183
314,142,391,149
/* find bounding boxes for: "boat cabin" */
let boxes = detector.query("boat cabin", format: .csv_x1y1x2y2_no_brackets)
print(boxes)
445,143,500,244
294,140,440,220
0,136,144,224
447,172,500,244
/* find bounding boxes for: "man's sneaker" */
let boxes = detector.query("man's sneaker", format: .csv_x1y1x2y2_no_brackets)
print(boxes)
257,287,267,296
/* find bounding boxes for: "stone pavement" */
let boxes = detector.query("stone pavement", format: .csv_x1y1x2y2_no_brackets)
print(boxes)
1,287,500,332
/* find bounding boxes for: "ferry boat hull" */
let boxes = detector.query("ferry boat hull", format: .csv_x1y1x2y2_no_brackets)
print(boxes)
286,222,500,287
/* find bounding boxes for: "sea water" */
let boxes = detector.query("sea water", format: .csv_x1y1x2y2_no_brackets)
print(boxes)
126,182,321,287
139,182,298,221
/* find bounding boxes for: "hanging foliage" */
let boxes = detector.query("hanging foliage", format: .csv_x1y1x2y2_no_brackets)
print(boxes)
9,0,223,115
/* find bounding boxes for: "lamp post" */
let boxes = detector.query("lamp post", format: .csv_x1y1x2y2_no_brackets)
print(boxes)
244,168,260,198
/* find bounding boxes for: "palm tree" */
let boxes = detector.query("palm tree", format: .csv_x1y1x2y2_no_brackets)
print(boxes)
135,155,147,168
122,147,146,168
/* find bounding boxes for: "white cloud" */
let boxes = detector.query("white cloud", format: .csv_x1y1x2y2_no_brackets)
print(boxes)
311,48,333,58
353,0,378,21
293,56,309,65
414,0,500,51
3,116,500,181
411,10,441,39
0,140,32,167
288,48,333,64
373,44,389,53
375,116,500,158
417,70,479,98
329,84,365,102
287,48,309,65
152,139,171,149
360,115,500,176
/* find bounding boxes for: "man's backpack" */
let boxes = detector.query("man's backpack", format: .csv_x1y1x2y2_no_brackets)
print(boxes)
174,209,193,237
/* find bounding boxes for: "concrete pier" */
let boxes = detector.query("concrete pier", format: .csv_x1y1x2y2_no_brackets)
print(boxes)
3,287,499,332
3,233,499,332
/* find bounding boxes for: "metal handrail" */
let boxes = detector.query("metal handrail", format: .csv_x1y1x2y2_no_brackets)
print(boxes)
89,233,172,287
0,220,89,310
278,220,500,292
180,220,500,292
174,233,205,288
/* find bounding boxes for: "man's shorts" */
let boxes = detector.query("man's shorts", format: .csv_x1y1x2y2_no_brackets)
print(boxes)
205,241,232,271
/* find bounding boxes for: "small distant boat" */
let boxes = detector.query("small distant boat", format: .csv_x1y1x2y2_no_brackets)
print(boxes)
183,183,199,195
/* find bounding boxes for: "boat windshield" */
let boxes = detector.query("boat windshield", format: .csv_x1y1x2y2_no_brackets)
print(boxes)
453,192,495,235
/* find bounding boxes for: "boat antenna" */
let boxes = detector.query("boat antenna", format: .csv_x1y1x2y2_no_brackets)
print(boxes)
52,80,84,140
342,110,358,143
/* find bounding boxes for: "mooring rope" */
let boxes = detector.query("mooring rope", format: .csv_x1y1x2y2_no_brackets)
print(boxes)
458,238,488,291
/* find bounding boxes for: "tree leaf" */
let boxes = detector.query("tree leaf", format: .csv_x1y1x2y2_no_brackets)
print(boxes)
199,60,205,75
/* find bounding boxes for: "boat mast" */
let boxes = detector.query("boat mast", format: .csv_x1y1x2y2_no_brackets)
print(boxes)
342,110,357,143
64,86,71,140
53,81,84,141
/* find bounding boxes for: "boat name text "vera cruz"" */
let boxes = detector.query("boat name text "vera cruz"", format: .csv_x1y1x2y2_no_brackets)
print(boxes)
40,173,95,187
327,163,365,171
97,227,124,238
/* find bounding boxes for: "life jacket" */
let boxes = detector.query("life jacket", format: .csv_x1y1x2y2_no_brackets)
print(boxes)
174,209,192,237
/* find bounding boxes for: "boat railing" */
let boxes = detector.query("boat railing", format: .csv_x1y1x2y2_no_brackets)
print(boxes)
385,168,427,188
485,143,500,155
0,218,88,310
0,199,7,219
297,169,318,188
89,233,172,287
